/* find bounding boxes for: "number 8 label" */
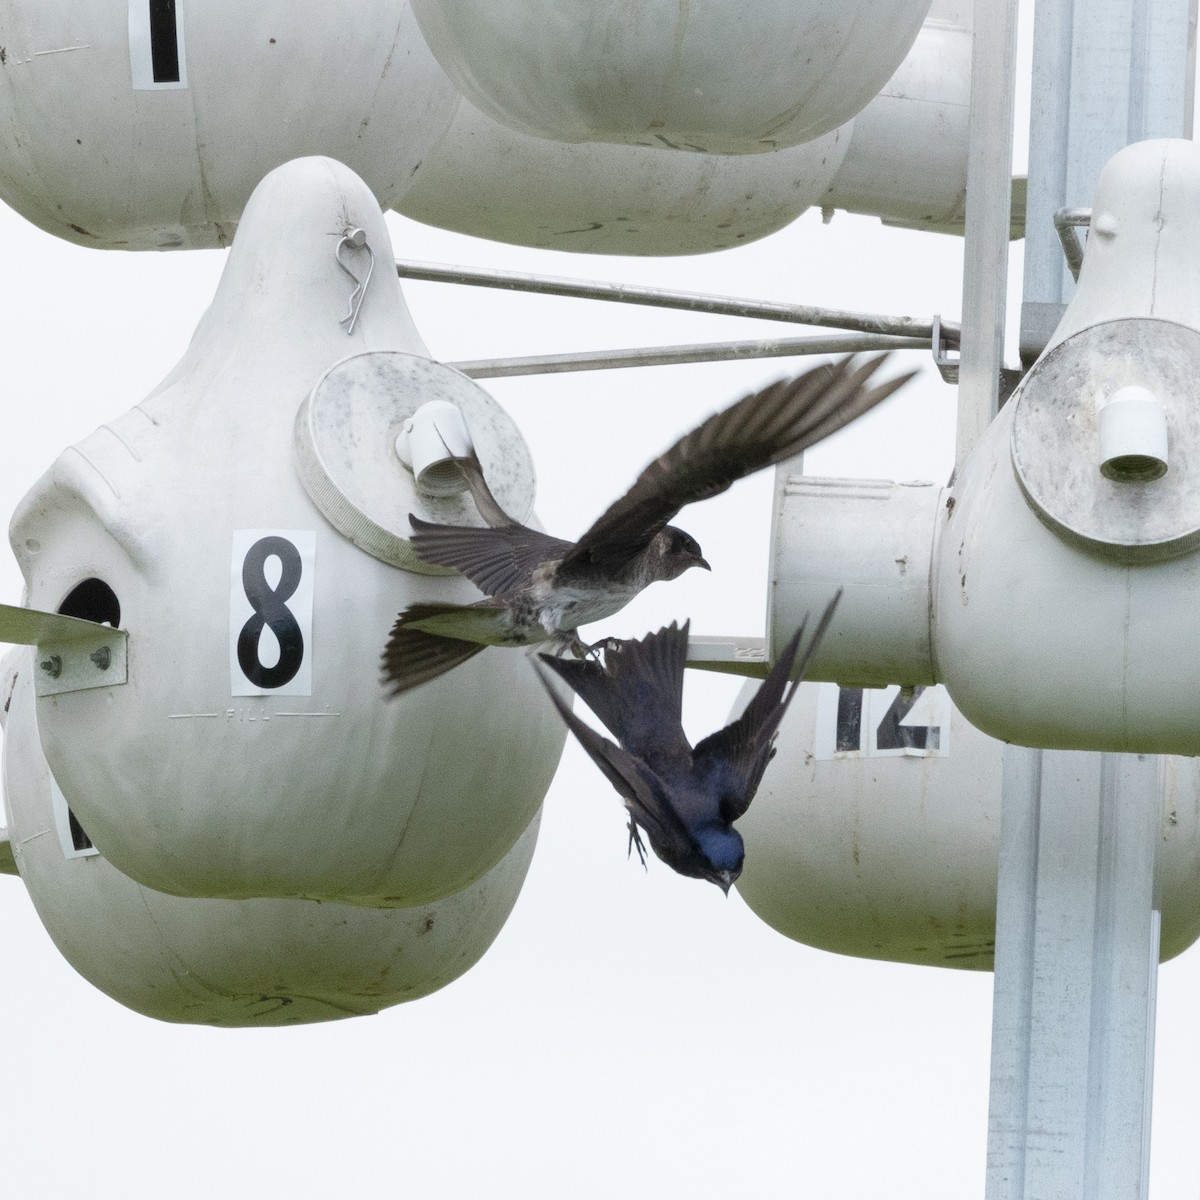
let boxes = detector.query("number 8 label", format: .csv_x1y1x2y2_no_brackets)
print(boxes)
230,530,316,696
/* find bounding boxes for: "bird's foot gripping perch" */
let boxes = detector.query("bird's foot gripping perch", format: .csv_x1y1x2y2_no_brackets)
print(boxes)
541,632,595,660
627,819,648,868
583,635,623,661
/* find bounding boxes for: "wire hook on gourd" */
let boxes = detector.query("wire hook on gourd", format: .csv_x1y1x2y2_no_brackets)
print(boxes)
335,226,374,334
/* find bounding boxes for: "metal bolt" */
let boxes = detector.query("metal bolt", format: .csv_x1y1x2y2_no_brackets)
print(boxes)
39,655,61,679
90,646,111,671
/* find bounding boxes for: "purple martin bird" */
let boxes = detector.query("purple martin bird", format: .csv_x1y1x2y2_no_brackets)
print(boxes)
381,354,911,696
533,595,839,893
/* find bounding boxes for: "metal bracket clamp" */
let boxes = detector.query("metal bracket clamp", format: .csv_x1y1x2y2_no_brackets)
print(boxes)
0,604,129,696
935,313,1023,403
36,630,128,696
685,635,768,679
931,313,960,384
1054,206,1091,281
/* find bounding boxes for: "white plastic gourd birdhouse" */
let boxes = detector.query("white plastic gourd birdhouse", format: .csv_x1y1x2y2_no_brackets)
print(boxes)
739,140,1200,960
0,1,458,248
0,3,973,257
399,0,971,256
765,138,1200,757
409,0,932,154
1,650,539,1027
8,155,566,909
732,675,1200,968
396,9,972,257
400,0,970,255
936,138,1200,753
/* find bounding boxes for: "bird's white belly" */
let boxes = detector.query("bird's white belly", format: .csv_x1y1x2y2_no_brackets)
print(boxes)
536,582,639,636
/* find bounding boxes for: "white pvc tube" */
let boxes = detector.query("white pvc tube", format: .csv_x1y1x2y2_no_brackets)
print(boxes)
394,400,476,496
1097,385,1169,482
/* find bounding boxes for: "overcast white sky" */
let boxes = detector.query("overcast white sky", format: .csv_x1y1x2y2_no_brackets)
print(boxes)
5,8,1200,1200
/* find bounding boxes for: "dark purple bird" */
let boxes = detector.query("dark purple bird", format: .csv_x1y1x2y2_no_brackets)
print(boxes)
533,594,840,893
382,353,910,697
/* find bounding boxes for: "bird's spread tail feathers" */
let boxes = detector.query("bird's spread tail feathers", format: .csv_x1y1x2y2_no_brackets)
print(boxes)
380,602,489,697
537,621,690,757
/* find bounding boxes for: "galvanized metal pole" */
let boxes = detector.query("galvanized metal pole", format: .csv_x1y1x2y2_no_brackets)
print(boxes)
956,0,1019,466
1019,0,1197,366
986,749,1161,1199
985,3,1196,1198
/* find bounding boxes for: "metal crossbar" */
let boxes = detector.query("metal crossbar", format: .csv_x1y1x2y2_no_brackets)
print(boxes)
396,258,953,379
451,333,927,379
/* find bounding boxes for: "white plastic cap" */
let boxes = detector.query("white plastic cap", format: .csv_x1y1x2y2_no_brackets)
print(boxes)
394,400,475,496
1097,385,1169,482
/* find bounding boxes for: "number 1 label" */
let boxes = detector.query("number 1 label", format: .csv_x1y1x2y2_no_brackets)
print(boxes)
129,0,188,90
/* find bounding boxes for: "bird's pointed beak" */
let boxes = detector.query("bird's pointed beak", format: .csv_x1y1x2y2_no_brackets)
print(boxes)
696,555,712,572
716,869,734,895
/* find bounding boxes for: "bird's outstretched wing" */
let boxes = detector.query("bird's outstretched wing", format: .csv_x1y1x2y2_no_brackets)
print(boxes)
557,354,915,578
407,515,575,599
452,449,518,529
537,622,691,760
693,591,841,823
534,659,699,868
380,602,489,696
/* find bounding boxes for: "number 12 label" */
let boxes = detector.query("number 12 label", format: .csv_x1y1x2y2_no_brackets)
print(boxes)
230,530,316,697
813,682,951,760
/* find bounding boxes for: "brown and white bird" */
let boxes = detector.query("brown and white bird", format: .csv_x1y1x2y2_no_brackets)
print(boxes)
381,353,913,696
